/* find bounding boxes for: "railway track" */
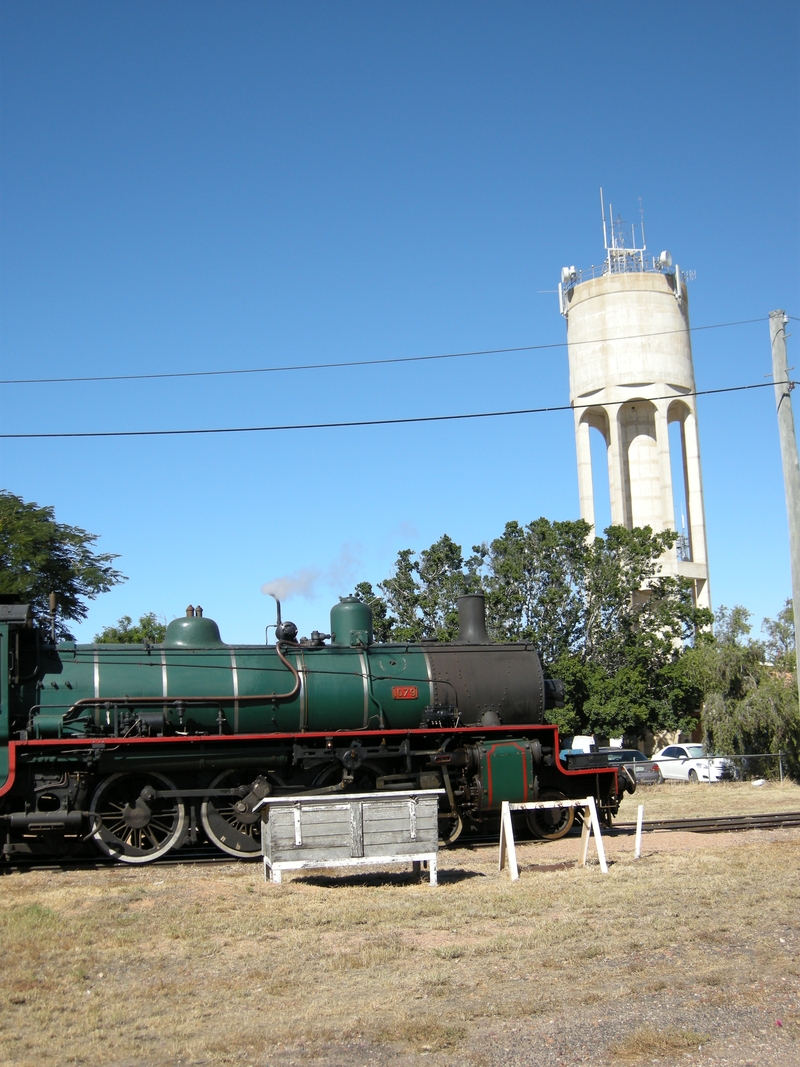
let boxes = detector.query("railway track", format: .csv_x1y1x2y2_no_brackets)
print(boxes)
4,811,799,873
0,844,251,874
613,810,800,834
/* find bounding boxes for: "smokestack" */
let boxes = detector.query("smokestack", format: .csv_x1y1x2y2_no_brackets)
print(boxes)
456,594,491,644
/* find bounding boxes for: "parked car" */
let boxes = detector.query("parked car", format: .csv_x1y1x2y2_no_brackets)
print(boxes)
597,748,663,785
650,744,738,782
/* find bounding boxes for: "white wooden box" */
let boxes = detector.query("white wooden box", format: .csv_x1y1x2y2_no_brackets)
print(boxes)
257,790,443,885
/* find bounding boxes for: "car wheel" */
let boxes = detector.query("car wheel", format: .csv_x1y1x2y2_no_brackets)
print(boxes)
688,769,699,783
656,771,664,784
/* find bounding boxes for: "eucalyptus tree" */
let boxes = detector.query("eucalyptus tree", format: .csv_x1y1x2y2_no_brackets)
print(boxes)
0,490,125,639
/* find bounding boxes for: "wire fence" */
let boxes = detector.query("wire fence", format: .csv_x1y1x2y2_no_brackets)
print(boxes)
652,753,787,783
724,753,787,783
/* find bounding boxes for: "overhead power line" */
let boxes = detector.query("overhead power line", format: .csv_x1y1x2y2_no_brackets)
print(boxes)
0,380,791,440
0,316,766,386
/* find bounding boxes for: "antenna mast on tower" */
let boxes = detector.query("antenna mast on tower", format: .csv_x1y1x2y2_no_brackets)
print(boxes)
600,187,609,253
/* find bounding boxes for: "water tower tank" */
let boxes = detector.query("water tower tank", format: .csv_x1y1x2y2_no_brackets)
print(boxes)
559,197,710,610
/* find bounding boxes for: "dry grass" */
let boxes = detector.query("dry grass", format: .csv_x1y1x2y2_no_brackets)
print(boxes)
609,1026,710,1059
617,778,800,821
1,789,799,1066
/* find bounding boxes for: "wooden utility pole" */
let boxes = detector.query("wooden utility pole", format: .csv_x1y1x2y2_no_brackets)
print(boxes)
769,310,800,711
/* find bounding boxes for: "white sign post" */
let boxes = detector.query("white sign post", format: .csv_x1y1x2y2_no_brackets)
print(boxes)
634,804,644,859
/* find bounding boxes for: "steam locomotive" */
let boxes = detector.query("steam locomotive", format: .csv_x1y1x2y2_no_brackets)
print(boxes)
0,593,625,864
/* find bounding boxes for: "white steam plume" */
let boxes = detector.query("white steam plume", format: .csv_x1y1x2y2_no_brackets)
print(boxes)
261,567,321,601
261,543,362,602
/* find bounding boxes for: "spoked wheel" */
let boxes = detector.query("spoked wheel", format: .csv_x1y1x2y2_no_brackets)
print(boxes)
90,772,186,864
310,761,346,791
200,770,263,859
525,790,575,841
438,809,464,845
311,760,381,790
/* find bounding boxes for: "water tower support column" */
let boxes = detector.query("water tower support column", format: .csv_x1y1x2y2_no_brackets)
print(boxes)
575,411,596,533
655,402,675,541
607,408,626,527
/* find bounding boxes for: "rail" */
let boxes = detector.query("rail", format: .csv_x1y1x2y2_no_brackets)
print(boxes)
5,810,800,873
613,811,800,834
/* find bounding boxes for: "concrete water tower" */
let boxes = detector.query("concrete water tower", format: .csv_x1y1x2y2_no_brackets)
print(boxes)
558,192,711,610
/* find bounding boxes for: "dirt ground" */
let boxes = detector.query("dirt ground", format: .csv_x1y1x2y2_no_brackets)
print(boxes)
1,782,799,1067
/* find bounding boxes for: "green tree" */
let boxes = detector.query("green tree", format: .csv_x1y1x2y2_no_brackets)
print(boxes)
353,582,395,644
685,603,799,773
763,599,796,672
0,490,125,638
378,535,483,642
574,572,708,740
95,613,167,644
482,518,589,660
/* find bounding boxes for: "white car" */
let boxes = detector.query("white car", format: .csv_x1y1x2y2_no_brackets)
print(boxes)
650,744,738,782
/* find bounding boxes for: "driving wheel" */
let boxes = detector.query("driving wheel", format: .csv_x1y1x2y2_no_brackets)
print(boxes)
90,771,186,864
525,790,575,841
200,770,263,858
438,809,464,845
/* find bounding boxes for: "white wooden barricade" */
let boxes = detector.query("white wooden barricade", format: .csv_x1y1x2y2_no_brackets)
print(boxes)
256,790,443,885
498,796,609,879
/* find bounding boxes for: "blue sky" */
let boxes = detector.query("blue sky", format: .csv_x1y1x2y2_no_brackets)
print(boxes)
1,1,798,646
